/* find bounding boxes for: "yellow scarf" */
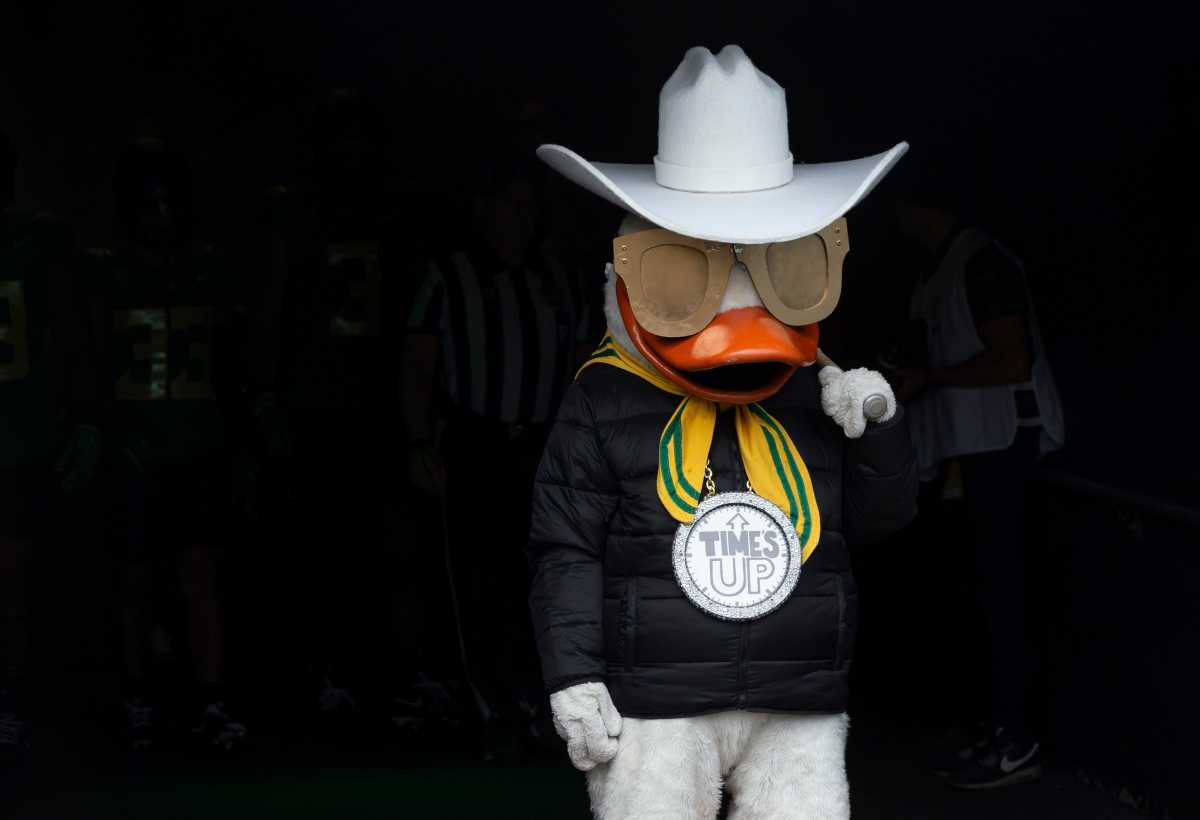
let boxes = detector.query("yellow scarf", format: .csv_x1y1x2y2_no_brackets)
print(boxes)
578,334,821,562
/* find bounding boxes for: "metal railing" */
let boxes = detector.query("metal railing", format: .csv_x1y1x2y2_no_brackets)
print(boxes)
1036,466,1200,528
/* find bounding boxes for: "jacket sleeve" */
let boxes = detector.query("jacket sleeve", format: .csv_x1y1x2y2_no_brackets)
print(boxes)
841,406,918,545
527,379,620,694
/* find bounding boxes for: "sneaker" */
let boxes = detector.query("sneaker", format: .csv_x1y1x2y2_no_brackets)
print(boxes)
390,672,465,732
929,721,997,777
191,700,247,753
948,728,1043,789
123,696,156,752
317,676,358,716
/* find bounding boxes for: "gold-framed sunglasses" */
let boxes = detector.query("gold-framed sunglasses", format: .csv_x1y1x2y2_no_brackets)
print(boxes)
613,218,848,338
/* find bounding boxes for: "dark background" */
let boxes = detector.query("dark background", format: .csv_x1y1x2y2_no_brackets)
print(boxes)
2,2,1197,818
3,0,1195,490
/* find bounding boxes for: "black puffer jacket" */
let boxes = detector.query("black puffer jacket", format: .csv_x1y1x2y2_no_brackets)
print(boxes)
527,364,916,717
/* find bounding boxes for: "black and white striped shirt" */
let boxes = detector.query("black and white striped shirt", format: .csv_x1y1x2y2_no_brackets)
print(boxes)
406,244,595,425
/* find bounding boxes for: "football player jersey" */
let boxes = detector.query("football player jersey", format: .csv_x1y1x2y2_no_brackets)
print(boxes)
274,199,404,412
0,208,74,466
92,244,242,467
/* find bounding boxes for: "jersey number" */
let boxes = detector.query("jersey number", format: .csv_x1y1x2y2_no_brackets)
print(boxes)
0,280,31,382
327,241,382,337
114,306,213,400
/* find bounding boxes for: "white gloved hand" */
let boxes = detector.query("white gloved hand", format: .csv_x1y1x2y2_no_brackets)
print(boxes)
819,365,897,439
549,681,622,771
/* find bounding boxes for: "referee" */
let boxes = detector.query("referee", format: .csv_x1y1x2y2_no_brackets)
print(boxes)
401,154,596,744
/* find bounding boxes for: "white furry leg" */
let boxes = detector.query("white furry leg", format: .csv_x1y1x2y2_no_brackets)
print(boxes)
726,713,850,820
586,715,724,820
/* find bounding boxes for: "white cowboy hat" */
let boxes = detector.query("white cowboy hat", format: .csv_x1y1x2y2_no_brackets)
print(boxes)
538,45,907,245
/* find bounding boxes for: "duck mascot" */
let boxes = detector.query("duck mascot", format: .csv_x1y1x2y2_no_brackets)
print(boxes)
528,45,918,819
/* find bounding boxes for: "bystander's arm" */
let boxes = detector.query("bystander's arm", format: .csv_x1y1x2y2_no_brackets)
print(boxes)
895,314,1032,401
402,333,440,442
401,333,445,493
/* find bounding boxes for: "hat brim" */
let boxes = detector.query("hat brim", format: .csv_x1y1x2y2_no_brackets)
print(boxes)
537,142,908,244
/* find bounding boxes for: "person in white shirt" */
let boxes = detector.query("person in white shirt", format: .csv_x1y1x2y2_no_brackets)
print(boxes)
891,193,1064,790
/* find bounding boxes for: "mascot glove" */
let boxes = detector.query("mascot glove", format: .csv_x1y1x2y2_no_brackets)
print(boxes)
819,365,897,439
550,681,622,771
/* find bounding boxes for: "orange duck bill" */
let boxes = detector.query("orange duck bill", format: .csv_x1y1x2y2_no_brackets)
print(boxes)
617,278,819,404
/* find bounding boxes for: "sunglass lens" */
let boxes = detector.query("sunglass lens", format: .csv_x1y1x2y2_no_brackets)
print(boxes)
765,236,829,309
641,244,710,322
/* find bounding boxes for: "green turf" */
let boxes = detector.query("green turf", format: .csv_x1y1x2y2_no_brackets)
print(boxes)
4,720,1151,820
10,764,591,819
